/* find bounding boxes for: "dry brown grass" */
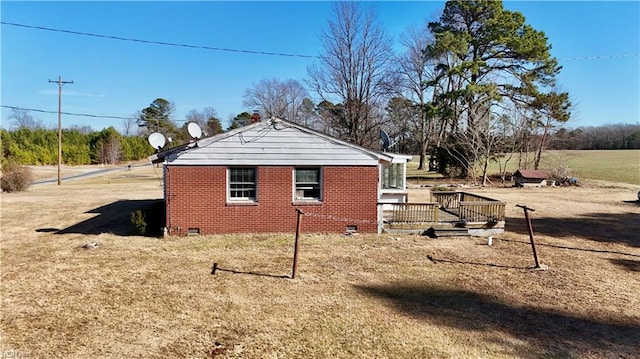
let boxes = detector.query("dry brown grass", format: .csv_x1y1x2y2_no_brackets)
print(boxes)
1,165,639,358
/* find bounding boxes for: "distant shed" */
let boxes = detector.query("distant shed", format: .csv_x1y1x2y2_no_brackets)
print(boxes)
513,169,550,187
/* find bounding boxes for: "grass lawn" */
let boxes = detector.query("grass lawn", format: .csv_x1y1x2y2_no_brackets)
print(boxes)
406,149,640,186
1,161,639,358
555,150,640,185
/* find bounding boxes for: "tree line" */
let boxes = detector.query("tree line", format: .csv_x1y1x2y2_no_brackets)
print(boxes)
5,101,633,167
548,123,640,150
1,98,267,166
1,126,152,166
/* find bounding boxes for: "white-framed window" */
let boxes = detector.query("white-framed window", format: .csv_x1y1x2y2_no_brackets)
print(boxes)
382,163,404,190
228,167,257,201
294,167,321,201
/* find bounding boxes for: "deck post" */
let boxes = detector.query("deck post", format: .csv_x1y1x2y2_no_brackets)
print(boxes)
434,204,439,224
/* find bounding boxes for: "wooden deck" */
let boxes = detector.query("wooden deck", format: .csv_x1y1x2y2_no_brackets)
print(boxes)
380,191,506,237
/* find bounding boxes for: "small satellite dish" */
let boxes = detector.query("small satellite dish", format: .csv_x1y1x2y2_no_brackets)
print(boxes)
187,122,203,139
148,132,166,150
380,129,391,152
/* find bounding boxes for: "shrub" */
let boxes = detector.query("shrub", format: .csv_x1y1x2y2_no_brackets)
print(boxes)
129,201,165,237
1,159,33,192
144,200,166,237
544,152,572,183
130,210,147,235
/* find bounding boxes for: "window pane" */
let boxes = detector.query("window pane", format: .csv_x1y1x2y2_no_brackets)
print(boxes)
231,168,254,183
295,168,320,200
382,165,390,189
229,168,256,200
296,169,319,183
382,164,403,189
393,164,403,188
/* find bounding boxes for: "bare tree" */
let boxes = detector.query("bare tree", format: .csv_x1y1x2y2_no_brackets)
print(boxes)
121,115,138,136
105,136,122,164
493,114,519,183
186,109,205,126
306,2,394,147
69,124,93,135
201,107,219,123
243,78,308,123
95,137,121,165
439,99,496,184
185,106,222,136
385,97,420,153
394,24,440,167
7,107,42,130
531,91,571,169
611,123,637,149
298,98,320,129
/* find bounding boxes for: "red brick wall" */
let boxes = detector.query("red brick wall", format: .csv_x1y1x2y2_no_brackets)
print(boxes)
165,166,379,235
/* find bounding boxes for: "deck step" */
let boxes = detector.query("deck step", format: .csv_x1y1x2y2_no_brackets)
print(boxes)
433,228,469,237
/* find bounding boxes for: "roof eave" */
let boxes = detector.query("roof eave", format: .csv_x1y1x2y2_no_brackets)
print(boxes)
148,142,197,164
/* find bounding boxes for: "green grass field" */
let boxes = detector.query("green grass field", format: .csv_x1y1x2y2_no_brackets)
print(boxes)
407,150,640,186
551,150,640,185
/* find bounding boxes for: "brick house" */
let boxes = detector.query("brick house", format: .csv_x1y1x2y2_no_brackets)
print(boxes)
149,118,411,235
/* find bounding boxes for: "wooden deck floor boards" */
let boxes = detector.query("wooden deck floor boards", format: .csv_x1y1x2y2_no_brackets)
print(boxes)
437,208,460,222
382,208,459,224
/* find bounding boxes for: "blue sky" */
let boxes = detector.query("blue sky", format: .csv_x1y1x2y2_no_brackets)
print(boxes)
1,1,638,132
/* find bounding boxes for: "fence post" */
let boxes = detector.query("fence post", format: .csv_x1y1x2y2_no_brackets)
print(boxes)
516,204,542,269
291,208,304,279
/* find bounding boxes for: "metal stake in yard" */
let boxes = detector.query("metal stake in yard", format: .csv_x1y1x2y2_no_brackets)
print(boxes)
516,204,542,269
291,208,304,279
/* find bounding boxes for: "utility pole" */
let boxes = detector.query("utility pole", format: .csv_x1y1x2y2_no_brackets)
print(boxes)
48,76,74,185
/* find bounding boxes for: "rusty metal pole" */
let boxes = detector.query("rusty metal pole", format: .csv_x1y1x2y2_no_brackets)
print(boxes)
516,204,541,268
292,209,304,279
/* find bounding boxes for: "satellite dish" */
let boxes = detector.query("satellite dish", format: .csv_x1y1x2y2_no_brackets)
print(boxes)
148,132,166,150
380,129,391,152
187,122,203,139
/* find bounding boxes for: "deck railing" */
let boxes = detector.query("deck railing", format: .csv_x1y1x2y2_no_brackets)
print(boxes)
384,191,505,227
430,191,503,207
459,201,505,223
431,191,460,209
384,203,440,225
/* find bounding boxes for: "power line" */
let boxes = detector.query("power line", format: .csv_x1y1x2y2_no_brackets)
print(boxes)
1,105,137,120
0,21,321,59
3,21,637,62
559,53,639,61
